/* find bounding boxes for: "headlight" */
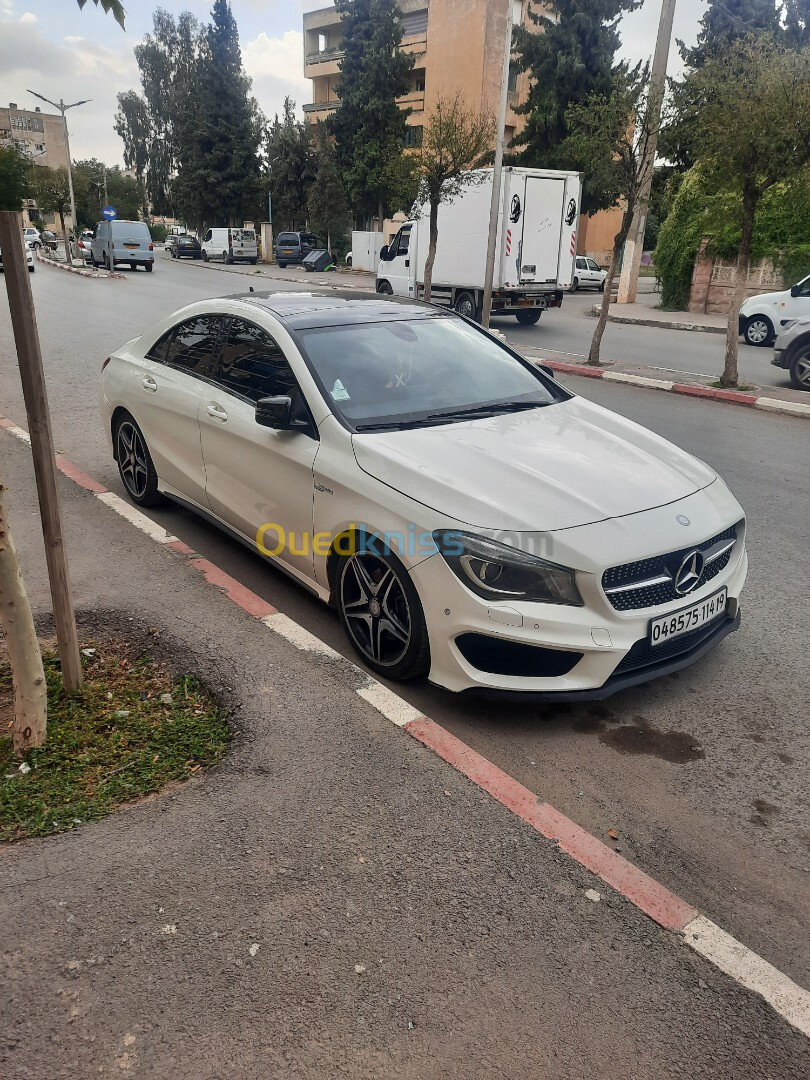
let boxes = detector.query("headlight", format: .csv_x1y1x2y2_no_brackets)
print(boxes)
434,531,582,606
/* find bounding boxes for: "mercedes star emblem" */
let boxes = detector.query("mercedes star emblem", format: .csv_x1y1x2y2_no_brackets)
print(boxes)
674,550,704,595
676,514,691,526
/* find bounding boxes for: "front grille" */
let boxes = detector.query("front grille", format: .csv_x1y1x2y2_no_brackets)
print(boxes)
602,523,739,612
613,613,731,675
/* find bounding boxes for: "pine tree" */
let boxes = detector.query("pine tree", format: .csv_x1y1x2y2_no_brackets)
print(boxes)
680,0,782,68
784,0,810,46
512,0,641,213
307,124,349,251
174,0,263,228
266,99,314,232
328,0,414,223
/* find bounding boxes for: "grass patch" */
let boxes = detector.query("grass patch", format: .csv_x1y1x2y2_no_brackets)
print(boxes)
709,380,756,392
0,639,230,842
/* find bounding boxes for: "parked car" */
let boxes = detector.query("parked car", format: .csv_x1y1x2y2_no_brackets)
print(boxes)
166,233,202,259
23,226,42,249
274,231,327,268
0,240,35,272
772,314,810,390
572,255,607,291
91,219,154,271
77,230,94,262
101,291,747,700
41,229,59,252
738,273,810,346
201,227,257,265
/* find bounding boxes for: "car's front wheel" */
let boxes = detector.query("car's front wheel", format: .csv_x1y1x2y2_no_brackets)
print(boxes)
202,250,209,262
743,315,774,346
114,415,164,507
336,547,430,680
789,344,810,390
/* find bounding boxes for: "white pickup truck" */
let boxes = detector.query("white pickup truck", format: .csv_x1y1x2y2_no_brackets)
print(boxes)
376,166,581,323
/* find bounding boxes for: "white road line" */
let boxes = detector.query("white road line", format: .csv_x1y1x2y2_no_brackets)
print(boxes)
94,492,178,543
684,915,810,1037
356,683,423,728
603,371,674,390
260,611,344,660
756,397,810,417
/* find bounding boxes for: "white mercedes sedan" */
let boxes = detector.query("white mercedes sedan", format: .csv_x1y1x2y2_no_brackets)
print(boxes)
101,292,747,700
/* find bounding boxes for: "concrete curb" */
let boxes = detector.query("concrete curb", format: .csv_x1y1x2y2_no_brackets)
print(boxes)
35,247,125,280
591,304,726,335
537,358,810,419
1,411,808,1038
183,254,372,291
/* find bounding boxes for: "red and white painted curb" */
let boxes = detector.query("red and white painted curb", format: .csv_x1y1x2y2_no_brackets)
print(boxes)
1,413,808,1038
35,247,125,280
538,358,810,419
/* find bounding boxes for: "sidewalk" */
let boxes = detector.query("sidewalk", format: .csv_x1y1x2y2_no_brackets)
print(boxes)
1,430,808,1078
592,291,727,335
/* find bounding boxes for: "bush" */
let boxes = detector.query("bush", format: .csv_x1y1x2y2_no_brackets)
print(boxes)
149,222,168,243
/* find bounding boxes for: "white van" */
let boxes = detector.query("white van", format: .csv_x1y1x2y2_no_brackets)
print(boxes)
201,227,258,265
91,220,154,271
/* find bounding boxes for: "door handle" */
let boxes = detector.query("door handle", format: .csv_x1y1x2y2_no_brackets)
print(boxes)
142,375,157,392
405,259,409,267
206,403,228,421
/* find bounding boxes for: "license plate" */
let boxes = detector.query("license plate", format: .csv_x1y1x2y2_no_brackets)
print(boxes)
650,588,727,646
281,249,292,254
124,243,139,249
517,298,534,306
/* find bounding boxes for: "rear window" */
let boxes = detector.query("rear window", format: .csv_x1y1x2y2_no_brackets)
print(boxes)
112,221,151,238
277,233,298,245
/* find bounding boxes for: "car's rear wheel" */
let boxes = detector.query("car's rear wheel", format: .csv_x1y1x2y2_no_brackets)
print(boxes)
454,290,479,320
145,262,153,272
572,277,579,291
336,546,430,680
789,344,810,390
114,415,164,507
598,279,605,292
202,251,209,262
376,280,393,295
277,262,287,269
515,310,541,325
224,251,232,264
743,315,774,346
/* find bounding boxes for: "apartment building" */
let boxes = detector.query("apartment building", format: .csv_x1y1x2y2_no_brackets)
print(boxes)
0,102,71,229
303,0,534,149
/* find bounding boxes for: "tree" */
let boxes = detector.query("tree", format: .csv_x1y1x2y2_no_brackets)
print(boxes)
0,466,47,755
174,0,263,228
73,160,143,228
307,124,349,252
672,38,810,386
266,98,314,233
413,93,495,302
0,146,31,211
512,0,641,214
785,0,810,46
680,0,781,68
329,0,414,223
32,166,87,241
561,69,654,364
76,0,125,28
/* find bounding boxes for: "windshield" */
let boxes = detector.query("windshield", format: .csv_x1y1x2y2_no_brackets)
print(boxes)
297,315,564,430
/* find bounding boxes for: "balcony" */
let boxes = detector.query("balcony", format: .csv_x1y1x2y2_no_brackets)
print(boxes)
303,101,339,120
305,45,345,66
398,91,425,112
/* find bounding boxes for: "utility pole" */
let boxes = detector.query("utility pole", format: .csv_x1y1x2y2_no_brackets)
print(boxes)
616,0,677,304
0,212,83,691
481,0,514,328
28,91,91,266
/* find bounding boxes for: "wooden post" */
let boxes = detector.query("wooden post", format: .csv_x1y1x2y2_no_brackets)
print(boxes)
0,211,83,690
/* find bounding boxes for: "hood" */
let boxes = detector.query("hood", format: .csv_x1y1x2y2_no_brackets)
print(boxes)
740,289,785,312
352,396,716,532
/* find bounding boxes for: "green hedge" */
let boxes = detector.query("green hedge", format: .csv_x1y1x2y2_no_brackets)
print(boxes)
653,166,810,310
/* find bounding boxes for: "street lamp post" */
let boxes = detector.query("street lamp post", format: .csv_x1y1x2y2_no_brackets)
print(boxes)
27,90,91,266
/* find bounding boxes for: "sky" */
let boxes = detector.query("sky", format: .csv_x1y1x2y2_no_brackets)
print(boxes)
0,0,706,167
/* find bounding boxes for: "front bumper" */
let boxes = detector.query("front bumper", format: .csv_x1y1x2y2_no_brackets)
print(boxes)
771,347,788,369
410,500,748,698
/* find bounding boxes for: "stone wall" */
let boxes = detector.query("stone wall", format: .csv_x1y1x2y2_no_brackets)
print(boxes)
689,238,783,314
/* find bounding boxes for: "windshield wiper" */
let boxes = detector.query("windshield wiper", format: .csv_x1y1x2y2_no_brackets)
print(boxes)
354,416,451,432
426,400,547,422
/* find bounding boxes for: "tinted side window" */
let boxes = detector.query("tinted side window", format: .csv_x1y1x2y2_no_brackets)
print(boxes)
216,318,298,403
163,316,223,377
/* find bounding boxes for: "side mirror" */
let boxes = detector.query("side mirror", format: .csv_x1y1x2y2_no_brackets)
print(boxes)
790,284,800,297
255,395,293,429
380,244,390,261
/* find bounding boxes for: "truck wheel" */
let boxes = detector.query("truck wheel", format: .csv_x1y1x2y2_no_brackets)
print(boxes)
376,281,393,295
515,310,541,325
454,291,479,321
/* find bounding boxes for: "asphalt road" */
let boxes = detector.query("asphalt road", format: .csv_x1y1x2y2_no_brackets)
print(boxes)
2,255,808,993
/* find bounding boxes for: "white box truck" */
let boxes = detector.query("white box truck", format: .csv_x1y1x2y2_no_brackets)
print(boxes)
376,166,581,323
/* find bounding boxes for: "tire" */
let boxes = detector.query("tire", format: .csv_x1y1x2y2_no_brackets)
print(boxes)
571,277,579,292
788,343,810,391
145,262,153,272
130,262,137,271
202,250,209,262
28,265,35,273
346,255,352,267
224,251,232,264
250,257,257,265
336,544,430,680
515,310,541,325
743,315,774,347
454,290,479,321
598,280,605,292
376,280,393,295
277,262,287,269
90,253,97,268
114,415,164,507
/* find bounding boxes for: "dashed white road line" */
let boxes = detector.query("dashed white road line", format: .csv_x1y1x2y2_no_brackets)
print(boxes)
261,611,343,660
95,492,178,544
356,682,424,728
